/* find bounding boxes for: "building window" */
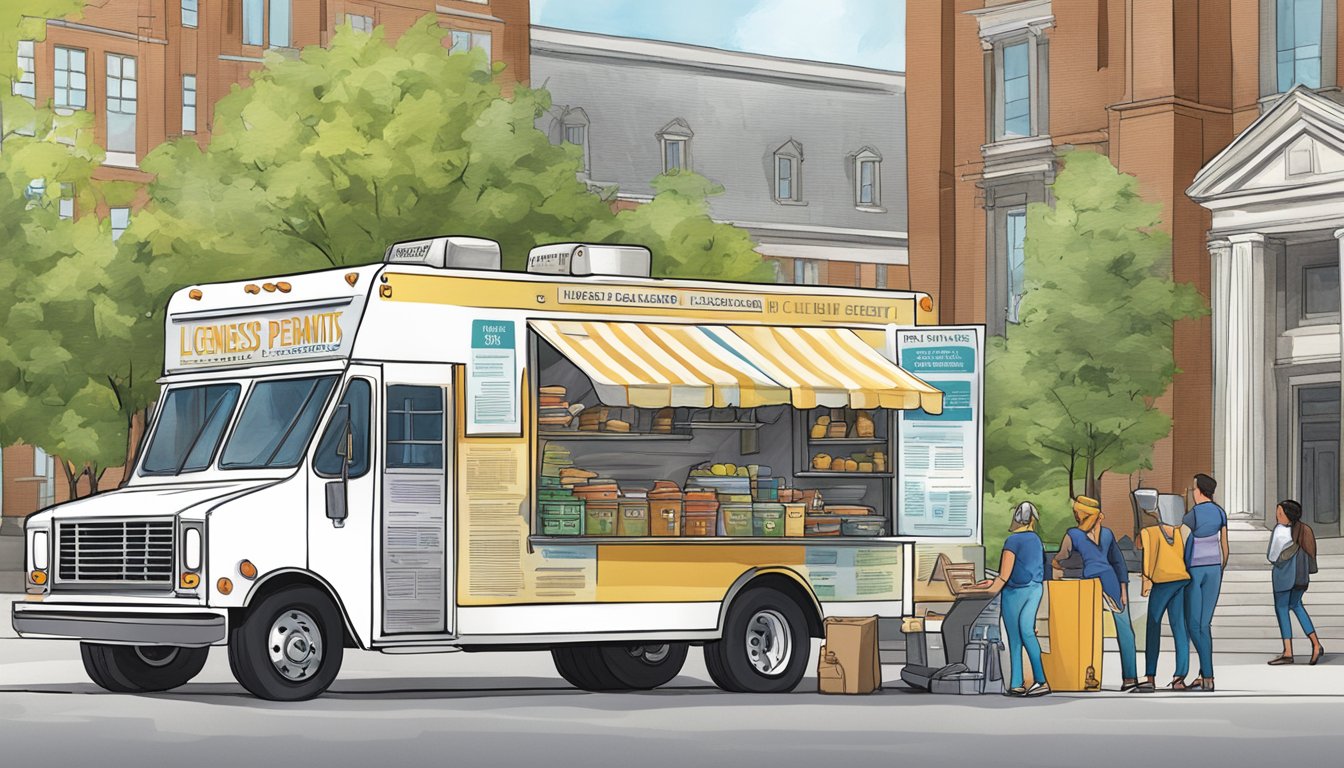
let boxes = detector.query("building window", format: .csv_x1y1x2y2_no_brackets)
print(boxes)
106,54,137,156
876,263,889,289
345,14,374,33
110,207,130,241
1303,263,1341,317
14,40,35,102
1000,41,1032,138
449,29,492,60
34,447,56,509
1006,209,1027,323
773,140,803,203
794,259,819,285
771,261,786,284
182,0,198,28
182,75,197,133
243,0,290,47
58,183,73,220
53,47,87,110
1277,0,1323,91
657,119,693,174
853,147,882,209
559,107,590,174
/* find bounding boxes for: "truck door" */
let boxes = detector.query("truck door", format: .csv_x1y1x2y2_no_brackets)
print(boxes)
309,365,379,645
379,364,455,637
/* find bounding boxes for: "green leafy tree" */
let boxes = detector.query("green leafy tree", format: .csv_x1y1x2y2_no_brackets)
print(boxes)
132,17,769,283
983,150,1207,545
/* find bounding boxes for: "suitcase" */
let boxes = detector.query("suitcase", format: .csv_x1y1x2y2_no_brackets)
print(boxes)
1040,578,1103,692
818,616,881,694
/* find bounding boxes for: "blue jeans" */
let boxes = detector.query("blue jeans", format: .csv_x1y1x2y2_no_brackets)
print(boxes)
1145,580,1190,678
1113,598,1138,681
1001,583,1046,690
1274,587,1316,639
1186,565,1223,678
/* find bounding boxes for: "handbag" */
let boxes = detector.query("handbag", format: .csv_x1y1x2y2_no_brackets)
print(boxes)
1294,549,1313,589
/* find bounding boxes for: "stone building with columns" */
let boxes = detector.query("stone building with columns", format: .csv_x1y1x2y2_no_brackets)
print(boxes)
1189,87,1344,539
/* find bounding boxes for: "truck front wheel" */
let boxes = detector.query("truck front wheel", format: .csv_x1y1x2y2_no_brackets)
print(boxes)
227,585,345,701
80,643,209,693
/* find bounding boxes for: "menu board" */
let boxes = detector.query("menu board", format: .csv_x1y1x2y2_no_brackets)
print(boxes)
894,327,983,539
468,318,520,435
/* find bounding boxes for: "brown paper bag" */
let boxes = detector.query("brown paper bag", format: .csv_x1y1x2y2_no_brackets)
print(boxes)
820,616,881,694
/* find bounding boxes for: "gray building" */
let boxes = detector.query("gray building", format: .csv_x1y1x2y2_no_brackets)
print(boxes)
531,27,908,289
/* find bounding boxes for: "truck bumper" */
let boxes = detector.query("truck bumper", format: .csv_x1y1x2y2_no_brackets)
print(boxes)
12,602,228,647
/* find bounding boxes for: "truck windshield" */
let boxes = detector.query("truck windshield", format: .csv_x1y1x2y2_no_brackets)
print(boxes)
141,384,242,475
220,375,338,470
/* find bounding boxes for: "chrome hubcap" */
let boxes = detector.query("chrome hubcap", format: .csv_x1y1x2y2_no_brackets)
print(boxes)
745,609,792,676
135,646,180,668
267,609,323,682
627,644,671,664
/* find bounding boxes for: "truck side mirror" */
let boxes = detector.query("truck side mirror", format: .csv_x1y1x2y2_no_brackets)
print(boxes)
326,404,351,528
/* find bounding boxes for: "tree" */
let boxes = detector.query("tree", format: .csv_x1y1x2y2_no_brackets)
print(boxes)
982,150,1207,542
131,17,770,284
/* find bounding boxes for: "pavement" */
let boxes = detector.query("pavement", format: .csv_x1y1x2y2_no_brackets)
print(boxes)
1,594,1341,767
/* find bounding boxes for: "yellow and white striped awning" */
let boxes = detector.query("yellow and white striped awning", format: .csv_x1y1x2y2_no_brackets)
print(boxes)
529,320,943,414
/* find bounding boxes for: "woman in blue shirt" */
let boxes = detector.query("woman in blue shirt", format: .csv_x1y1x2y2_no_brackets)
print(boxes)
969,501,1050,697
1183,473,1228,692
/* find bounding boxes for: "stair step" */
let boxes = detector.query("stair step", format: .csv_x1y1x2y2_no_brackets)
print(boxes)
1212,613,1344,628
1221,569,1344,583
1210,602,1344,617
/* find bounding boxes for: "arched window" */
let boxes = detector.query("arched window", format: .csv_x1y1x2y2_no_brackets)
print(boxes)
560,107,590,174
773,139,803,203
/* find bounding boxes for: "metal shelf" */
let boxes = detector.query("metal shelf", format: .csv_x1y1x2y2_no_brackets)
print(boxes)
807,438,887,445
794,471,894,478
673,422,766,430
539,432,693,441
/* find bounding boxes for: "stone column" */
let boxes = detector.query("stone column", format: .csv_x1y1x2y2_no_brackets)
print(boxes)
1208,239,1231,505
1336,228,1344,526
1218,233,1268,520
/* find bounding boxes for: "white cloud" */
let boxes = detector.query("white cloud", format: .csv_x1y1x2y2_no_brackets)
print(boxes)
732,0,904,70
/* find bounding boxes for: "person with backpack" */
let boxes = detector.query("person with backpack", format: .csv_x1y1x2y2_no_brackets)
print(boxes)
1266,499,1325,666
967,501,1050,696
1052,495,1139,692
1183,473,1228,692
1133,500,1191,692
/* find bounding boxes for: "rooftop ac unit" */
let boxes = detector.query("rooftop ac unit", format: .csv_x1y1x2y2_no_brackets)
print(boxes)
384,236,501,270
526,243,652,278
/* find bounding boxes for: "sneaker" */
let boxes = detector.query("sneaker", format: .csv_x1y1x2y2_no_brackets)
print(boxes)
1128,682,1156,693
1024,682,1051,697
1005,686,1027,697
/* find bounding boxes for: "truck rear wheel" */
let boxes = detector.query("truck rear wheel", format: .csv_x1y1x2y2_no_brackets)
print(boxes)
227,585,344,701
552,642,688,691
704,586,810,693
80,643,209,693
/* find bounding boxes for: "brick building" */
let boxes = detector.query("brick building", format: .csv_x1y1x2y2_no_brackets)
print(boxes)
1,0,531,527
907,0,1344,540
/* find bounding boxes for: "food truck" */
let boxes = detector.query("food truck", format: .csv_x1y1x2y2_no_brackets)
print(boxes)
14,236,983,700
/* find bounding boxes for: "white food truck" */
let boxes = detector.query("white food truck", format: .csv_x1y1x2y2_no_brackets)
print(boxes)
14,237,983,700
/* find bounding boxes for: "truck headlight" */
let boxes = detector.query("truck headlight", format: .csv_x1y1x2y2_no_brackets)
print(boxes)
183,527,202,572
31,530,49,570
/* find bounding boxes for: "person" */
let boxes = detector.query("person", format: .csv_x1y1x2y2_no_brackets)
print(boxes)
1266,499,1325,666
1053,495,1139,691
967,501,1050,696
1183,473,1228,692
1134,500,1190,692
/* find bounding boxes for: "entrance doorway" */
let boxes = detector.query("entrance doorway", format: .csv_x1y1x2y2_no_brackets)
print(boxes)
1298,384,1340,538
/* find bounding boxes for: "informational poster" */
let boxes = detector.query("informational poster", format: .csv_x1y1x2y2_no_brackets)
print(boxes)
468,319,520,435
894,327,983,539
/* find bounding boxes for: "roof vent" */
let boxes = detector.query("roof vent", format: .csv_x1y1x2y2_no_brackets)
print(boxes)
526,243,652,278
384,236,501,270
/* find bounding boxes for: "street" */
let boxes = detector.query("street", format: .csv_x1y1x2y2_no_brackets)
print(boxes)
1,597,1340,767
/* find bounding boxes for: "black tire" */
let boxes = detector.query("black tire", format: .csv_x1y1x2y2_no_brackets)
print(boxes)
703,587,811,693
552,642,689,691
80,643,209,693
227,585,345,701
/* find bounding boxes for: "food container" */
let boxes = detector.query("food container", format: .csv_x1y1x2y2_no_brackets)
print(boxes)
540,515,583,536
824,505,876,516
784,503,806,537
682,508,719,537
573,482,619,501
538,488,578,502
650,498,682,536
805,516,843,536
721,504,754,537
540,475,563,488
752,504,786,537
539,500,584,517
688,476,752,495
841,518,886,537
617,500,650,537
751,478,779,502
584,501,618,536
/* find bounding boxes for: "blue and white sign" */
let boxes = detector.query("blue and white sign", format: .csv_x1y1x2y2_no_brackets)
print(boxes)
468,319,518,435
894,327,983,539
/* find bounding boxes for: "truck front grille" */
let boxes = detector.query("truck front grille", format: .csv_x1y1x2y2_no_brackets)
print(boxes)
57,519,175,587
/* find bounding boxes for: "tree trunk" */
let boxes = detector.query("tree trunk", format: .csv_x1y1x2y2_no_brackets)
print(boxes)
87,465,102,495
1083,452,1099,500
121,406,150,487
60,460,79,500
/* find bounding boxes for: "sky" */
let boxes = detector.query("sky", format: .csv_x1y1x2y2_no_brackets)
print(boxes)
530,0,906,72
